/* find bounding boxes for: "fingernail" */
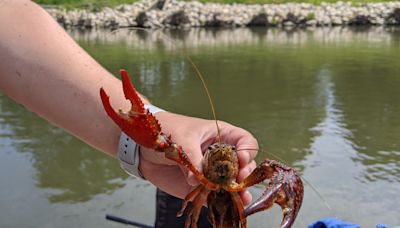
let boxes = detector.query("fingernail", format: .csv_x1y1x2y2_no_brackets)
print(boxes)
245,190,252,201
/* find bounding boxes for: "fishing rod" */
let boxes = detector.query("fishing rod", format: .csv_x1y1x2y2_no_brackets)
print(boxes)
106,214,154,228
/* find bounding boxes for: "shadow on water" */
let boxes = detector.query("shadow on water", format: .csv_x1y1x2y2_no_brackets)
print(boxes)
1,26,400,227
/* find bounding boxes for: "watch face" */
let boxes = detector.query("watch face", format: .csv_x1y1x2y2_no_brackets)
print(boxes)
118,133,143,178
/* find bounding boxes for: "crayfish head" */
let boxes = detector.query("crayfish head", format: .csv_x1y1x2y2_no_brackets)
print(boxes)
203,143,239,184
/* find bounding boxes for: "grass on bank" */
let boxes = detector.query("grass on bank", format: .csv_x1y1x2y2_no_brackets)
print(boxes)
35,0,397,10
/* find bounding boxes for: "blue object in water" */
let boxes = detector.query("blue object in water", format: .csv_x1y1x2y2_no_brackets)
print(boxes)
308,218,360,228
308,218,391,228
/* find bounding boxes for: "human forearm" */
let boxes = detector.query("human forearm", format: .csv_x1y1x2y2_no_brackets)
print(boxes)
0,0,148,156
0,1,259,203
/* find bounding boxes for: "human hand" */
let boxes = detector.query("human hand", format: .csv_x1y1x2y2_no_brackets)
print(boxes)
139,112,258,205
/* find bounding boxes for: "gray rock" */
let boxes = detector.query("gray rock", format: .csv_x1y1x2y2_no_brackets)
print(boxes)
45,0,400,29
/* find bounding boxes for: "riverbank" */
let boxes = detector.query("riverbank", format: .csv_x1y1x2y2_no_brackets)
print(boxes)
46,0,400,28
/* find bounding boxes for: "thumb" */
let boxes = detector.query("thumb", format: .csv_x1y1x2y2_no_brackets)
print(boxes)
179,145,204,186
180,166,200,186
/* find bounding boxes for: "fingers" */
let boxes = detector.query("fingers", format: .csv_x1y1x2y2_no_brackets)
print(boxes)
240,190,253,206
237,160,257,182
181,166,200,186
220,124,259,168
140,147,176,166
178,143,204,187
140,159,193,199
236,137,258,168
237,157,257,206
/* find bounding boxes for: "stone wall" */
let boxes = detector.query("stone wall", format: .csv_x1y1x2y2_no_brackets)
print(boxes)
46,0,400,29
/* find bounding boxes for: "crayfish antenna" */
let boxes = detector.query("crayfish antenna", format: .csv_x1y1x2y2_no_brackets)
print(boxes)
186,56,221,143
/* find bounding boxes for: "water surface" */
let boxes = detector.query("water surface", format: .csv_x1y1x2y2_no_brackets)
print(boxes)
1,27,399,227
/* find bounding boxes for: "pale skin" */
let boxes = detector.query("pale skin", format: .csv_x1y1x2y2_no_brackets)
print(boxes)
0,0,258,204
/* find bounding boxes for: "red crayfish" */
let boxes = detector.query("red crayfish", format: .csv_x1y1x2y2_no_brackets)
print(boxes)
100,69,303,228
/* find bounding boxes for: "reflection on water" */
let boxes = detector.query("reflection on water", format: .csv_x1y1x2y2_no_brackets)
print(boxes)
300,65,400,226
332,57,400,183
0,93,155,228
69,26,399,51
0,93,126,203
1,27,399,227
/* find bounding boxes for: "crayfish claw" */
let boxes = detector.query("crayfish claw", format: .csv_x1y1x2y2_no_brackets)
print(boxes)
100,70,165,150
280,206,297,228
119,69,146,114
243,160,304,228
100,88,126,127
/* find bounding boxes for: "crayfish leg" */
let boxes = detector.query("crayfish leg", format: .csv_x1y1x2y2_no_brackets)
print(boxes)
207,205,216,227
207,191,244,228
165,145,219,191
231,192,246,228
177,185,203,217
183,187,209,228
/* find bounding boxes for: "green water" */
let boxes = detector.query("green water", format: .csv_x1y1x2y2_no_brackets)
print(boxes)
1,27,399,227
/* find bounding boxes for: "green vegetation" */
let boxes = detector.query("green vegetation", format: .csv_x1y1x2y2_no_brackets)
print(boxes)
35,0,396,9
306,12,315,20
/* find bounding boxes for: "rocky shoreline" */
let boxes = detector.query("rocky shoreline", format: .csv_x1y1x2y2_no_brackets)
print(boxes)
46,0,400,29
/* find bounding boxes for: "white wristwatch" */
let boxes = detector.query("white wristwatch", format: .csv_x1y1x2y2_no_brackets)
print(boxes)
117,104,165,179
